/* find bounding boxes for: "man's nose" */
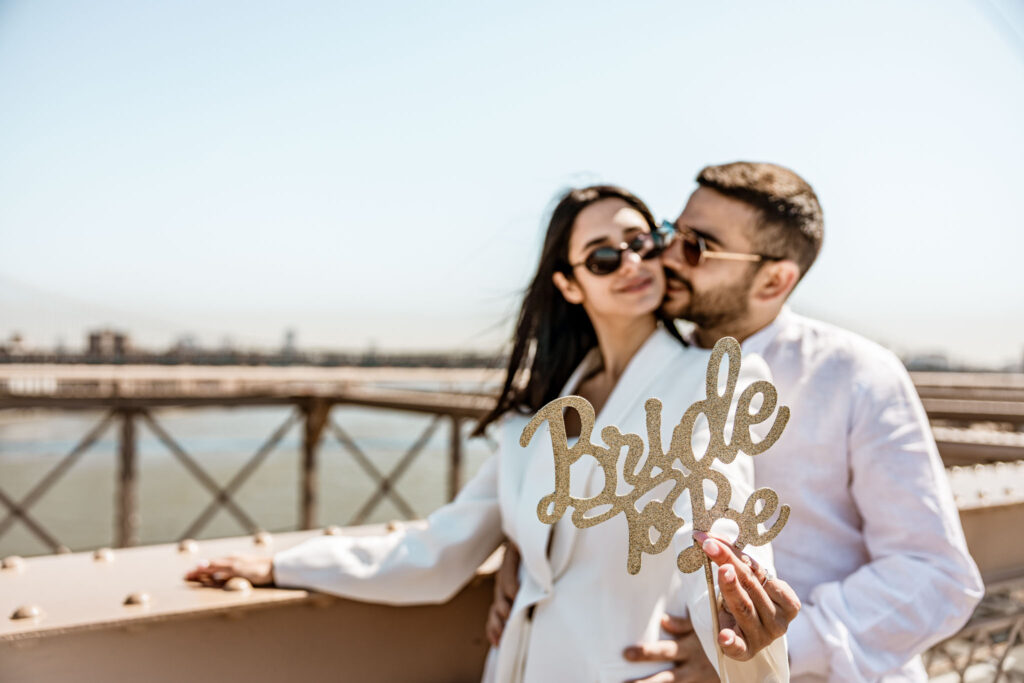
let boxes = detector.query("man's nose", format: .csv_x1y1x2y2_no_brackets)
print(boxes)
660,238,685,270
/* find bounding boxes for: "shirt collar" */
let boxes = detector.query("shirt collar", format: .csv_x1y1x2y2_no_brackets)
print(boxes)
676,305,791,355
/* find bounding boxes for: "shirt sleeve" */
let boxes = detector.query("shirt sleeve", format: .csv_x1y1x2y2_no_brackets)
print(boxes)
789,352,983,680
272,449,504,605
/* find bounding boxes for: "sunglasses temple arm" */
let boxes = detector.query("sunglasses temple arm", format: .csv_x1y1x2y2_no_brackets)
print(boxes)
702,252,764,263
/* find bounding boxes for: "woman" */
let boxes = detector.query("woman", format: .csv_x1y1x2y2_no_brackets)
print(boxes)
186,185,788,682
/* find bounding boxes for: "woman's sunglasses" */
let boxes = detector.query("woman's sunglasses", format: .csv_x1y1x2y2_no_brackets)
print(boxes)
569,230,670,276
658,220,784,267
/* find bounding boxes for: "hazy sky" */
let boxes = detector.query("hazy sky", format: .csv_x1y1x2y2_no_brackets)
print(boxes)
1,0,1022,366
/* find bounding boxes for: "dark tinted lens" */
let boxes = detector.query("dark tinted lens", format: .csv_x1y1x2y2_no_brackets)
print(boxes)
631,234,662,260
627,234,649,256
681,237,702,266
584,247,622,275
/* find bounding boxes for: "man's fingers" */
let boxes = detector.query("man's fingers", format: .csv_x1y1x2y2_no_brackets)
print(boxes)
629,661,717,683
485,608,504,646
660,613,694,636
719,628,750,661
623,639,682,662
493,593,511,620
500,578,519,602
627,670,676,683
496,542,521,601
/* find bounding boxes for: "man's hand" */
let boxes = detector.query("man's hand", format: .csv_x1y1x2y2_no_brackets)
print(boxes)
697,531,801,661
623,614,717,683
184,555,274,587
485,541,521,646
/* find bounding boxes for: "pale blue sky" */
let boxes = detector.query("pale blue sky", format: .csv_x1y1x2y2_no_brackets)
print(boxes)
1,0,1022,366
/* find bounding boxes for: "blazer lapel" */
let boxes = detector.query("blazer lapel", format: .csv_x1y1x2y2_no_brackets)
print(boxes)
548,327,684,579
514,347,602,593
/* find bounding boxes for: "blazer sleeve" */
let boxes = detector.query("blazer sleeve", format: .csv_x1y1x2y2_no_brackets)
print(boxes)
272,449,504,605
673,352,790,683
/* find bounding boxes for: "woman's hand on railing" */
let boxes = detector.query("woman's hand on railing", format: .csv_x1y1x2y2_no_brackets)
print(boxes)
184,555,274,587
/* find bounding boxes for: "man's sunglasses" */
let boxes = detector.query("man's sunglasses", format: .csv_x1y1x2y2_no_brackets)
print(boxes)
569,230,671,276
658,220,784,267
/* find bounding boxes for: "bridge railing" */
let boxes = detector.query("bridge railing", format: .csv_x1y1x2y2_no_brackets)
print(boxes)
2,369,1024,680
2,369,1024,556
0,386,496,554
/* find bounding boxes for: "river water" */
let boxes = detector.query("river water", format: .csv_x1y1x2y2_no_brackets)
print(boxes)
0,402,495,558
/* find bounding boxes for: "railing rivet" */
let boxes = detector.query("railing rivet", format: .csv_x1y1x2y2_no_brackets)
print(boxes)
10,605,42,620
253,531,272,546
224,577,252,593
2,555,25,571
177,539,198,554
124,592,150,606
93,548,114,562
323,525,341,536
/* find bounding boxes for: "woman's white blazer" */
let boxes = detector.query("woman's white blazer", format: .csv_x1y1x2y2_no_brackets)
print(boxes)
274,328,789,682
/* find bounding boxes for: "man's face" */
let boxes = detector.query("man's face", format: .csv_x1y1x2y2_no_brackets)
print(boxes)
660,186,763,327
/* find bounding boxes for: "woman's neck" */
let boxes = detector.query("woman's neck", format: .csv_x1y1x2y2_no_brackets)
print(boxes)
590,314,658,383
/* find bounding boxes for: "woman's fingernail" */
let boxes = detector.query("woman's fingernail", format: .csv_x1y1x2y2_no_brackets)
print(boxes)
722,632,734,646
722,566,735,583
703,538,720,557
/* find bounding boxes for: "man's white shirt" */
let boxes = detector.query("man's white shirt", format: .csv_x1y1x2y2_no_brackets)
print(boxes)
685,308,983,682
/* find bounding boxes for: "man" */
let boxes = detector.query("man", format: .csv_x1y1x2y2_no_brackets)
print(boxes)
488,162,983,681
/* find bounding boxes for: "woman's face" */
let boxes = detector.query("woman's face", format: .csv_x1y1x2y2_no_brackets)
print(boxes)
555,197,666,323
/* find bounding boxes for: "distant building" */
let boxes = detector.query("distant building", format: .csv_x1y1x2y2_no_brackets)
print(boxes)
282,329,297,358
87,329,130,358
1,333,27,358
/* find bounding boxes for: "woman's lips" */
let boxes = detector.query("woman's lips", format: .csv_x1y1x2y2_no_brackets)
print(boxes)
618,275,653,293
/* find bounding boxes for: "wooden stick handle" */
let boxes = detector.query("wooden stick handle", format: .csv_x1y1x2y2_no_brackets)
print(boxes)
699,539,726,675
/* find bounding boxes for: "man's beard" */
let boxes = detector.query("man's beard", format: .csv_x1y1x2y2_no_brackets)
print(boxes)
662,268,755,330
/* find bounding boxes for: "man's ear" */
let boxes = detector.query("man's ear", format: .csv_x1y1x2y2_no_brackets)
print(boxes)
552,271,585,305
753,260,800,302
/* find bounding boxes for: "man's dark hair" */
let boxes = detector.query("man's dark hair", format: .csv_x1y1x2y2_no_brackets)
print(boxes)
696,161,823,277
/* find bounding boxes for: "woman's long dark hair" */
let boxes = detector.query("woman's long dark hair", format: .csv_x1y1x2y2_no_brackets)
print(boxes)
473,184,665,436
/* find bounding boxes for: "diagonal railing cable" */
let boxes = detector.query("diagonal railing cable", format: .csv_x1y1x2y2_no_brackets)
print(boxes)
0,410,116,550
138,410,263,538
0,487,63,553
176,408,301,540
336,415,442,525
328,419,418,521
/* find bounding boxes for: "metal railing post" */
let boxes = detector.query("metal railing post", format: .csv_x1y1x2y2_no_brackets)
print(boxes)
448,415,462,502
301,400,331,529
116,409,139,547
